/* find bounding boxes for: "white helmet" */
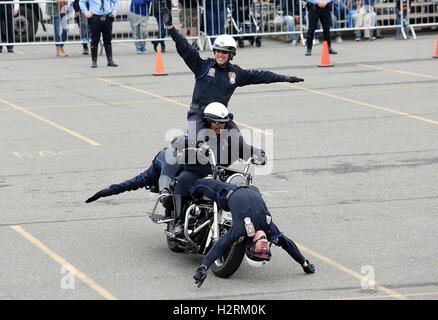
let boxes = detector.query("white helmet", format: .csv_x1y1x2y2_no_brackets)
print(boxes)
203,102,229,123
245,253,270,268
212,34,237,59
244,230,271,268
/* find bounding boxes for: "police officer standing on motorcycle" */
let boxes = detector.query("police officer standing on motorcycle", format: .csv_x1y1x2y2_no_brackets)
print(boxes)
159,4,305,144
79,0,119,68
191,178,315,288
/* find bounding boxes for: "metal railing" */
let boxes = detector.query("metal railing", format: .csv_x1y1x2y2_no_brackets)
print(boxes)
1,0,437,48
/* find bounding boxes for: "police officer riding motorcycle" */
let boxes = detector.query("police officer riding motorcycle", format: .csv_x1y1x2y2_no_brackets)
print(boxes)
170,102,266,237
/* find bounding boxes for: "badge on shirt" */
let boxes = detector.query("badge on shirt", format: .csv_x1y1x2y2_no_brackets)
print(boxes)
234,235,245,246
266,215,272,225
229,72,236,84
207,68,215,78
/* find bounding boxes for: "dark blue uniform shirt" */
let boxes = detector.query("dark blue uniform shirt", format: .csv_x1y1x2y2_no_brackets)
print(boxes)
168,27,288,108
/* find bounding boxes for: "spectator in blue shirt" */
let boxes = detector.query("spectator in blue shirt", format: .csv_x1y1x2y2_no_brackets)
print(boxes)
79,0,120,67
129,0,152,53
305,0,337,56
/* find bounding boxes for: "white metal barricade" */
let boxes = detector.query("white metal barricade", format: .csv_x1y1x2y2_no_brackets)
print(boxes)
1,0,437,48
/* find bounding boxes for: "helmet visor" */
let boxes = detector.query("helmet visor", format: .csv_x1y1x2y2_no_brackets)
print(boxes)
204,113,230,123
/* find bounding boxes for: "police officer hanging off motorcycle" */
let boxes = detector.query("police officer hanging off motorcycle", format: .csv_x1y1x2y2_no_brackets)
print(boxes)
191,178,316,288
159,3,305,145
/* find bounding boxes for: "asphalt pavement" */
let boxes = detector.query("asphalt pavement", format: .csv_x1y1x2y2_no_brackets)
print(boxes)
1,30,438,302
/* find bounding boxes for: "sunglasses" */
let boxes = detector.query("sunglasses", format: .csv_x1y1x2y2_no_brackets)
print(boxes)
214,49,230,54
209,120,227,125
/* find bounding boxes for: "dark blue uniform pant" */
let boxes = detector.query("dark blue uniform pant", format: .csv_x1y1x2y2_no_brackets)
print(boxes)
173,166,212,221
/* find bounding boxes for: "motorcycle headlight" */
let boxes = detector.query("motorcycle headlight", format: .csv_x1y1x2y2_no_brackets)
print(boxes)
226,174,248,186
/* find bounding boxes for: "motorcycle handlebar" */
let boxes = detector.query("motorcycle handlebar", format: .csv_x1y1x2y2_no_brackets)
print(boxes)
181,145,217,167
182,146,262,176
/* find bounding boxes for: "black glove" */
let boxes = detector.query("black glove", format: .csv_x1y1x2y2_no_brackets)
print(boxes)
193,265,208,288
160,6,172,27
286,76,304,83
302,260,315,274
85,191,103,203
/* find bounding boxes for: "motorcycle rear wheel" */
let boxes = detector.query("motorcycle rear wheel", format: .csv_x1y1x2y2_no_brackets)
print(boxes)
210,242,245,278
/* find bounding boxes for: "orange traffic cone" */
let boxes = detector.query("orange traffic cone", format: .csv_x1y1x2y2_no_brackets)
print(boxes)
153,49,167,76
434,34,438,58
319,41,333,67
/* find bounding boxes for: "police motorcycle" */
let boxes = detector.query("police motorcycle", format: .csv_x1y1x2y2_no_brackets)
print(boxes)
147,144,256,278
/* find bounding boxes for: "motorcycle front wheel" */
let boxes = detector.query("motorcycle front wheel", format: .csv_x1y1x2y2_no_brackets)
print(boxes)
210,241,245,278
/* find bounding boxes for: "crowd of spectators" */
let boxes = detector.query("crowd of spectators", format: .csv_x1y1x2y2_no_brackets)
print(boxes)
1,0,435,55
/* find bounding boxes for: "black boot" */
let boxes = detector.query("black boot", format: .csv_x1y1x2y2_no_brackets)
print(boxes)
305,37,312,56
173,194,184,237
159,188,174,210
152,40,158,52
90,45,98,68
159,175,174,210
326,38,337,54
104,45,118,67
83,43,89,55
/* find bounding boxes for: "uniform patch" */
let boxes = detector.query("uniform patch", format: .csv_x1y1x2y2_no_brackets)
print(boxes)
228,72,236,84
266,215,272,224
199,54,208,61
207,68,215,77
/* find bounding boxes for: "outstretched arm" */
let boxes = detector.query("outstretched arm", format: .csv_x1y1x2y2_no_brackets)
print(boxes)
235,65,304,87
161,6,206,77
85,171,150,203
194,226,243,288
